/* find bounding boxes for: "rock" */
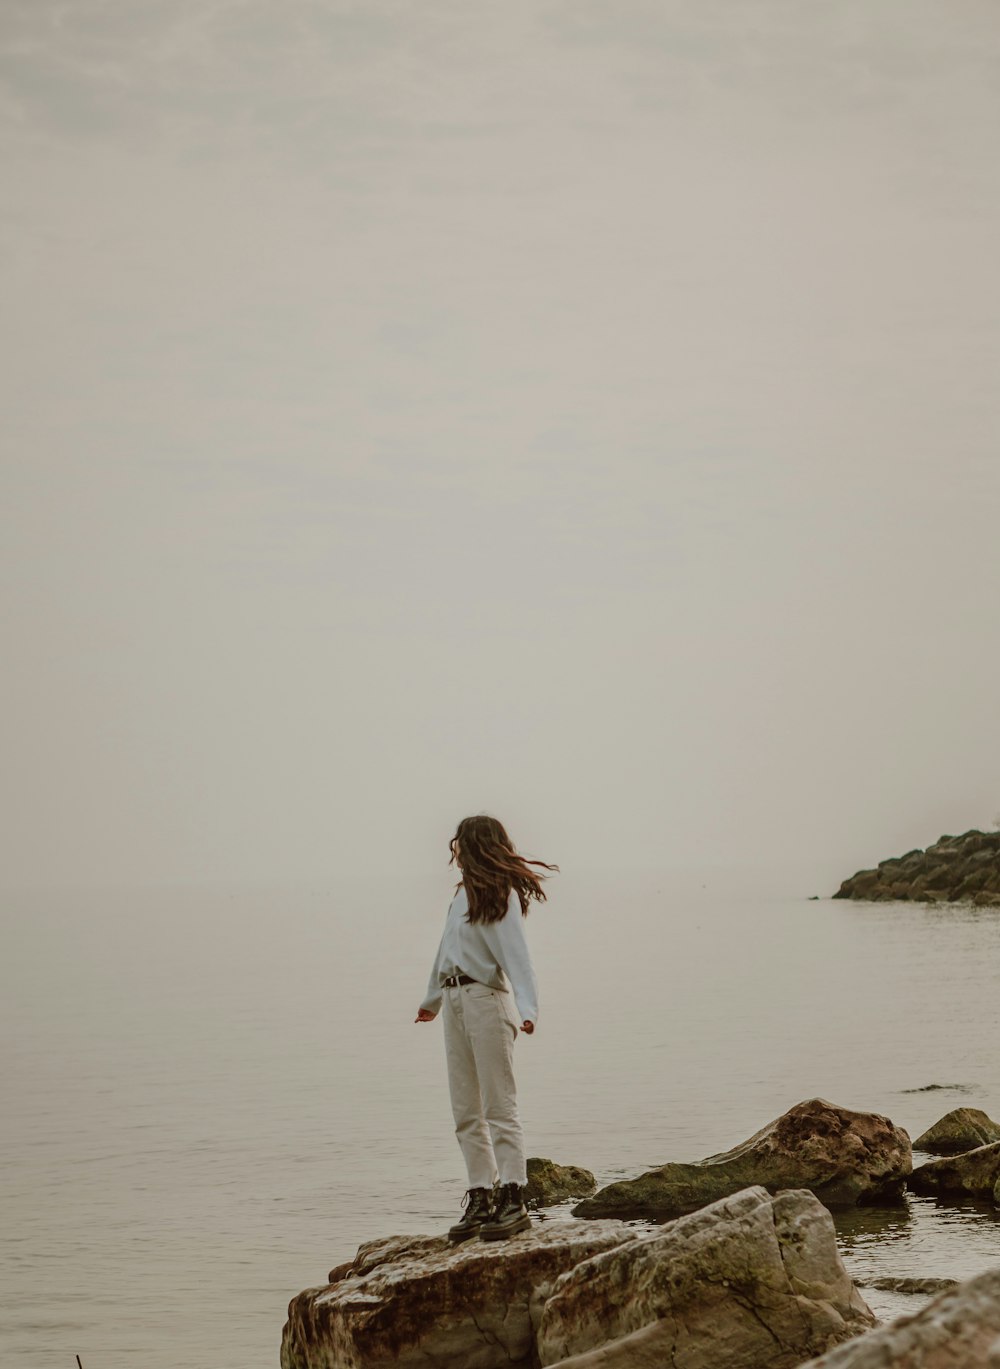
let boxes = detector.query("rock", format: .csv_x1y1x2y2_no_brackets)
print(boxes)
526,1157,597,1208
922,888,950,903
833,869,882,899
280,1221,636,1369
798,1267,1000,1367
867,884,895,901
901,1082,976,1094
954,869,992,898
914,1108,1000,1154
857,1276,958,1294
909,1140,1000,1201
538,1186,876,1369
572,1099,911,1220
832,829,1000,905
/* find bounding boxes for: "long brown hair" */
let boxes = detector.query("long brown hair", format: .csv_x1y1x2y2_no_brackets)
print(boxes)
450,814,559,924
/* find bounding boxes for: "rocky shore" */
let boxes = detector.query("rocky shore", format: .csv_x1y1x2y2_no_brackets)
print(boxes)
832,828,1000,904
281,1097,1000,1369
282,1185,875,1369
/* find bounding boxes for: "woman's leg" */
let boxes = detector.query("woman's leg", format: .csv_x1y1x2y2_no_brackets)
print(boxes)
442,986,497,1190
463,987,527,1187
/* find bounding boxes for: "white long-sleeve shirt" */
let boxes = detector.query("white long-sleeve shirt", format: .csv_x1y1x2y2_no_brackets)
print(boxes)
420,885,539,1026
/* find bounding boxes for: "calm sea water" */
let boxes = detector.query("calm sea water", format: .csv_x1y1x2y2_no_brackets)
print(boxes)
3,871,999,1368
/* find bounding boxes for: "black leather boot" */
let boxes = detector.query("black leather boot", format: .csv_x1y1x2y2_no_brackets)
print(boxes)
479,1182,531,1240
448,1187,494,1243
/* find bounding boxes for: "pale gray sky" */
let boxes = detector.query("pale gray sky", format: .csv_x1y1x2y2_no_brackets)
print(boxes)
3,0,999,893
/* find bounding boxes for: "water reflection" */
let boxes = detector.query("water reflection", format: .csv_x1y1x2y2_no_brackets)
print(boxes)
833,1192,1000,1323
834,1201,914,1249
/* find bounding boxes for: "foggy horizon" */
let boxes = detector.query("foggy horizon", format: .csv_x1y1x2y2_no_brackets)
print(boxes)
3,0,999,897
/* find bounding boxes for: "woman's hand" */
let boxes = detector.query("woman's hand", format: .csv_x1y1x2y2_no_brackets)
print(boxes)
521,1020,535,1035
414,1008,437,1023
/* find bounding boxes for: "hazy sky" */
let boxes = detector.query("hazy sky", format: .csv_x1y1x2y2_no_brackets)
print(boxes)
3,0,999,894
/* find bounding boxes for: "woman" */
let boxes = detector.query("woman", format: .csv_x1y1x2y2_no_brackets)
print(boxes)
415,814,558,1242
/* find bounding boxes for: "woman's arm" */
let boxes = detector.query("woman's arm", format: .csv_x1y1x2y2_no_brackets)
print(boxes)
482,889,539,1027
417,929,446,1018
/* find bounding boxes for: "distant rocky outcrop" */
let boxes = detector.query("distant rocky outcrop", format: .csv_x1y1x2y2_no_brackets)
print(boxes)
909,1140,1000,1205
914,1108,1000,1155
572,1099,911,1221
832,829,1000,904
799,1267,1000,1368
525,1157,597,1208
280,1186,876,1369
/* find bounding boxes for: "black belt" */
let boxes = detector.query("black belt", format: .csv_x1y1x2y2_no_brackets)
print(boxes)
443,974,476,988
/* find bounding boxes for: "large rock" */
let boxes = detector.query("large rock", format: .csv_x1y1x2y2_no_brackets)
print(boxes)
832,828,1000,905
573,1099,911,1220
914,1107,1000,1154
798,1267,1000,1367
539,1186,876,1369
909,1140,1000,1203
280,1222,636,1369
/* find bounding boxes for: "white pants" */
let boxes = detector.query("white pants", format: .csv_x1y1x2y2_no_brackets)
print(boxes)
442,981,527,1189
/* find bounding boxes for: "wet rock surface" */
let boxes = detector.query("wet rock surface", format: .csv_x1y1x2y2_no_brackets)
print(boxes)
857,1275,959,1294
832,828,1000,905
573,1099,911,1220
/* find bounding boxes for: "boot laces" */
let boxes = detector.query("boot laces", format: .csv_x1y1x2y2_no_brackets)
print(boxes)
462,1187,490,1215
